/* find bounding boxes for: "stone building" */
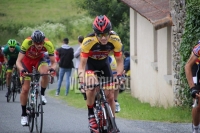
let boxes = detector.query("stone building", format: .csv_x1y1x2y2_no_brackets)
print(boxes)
120,0,185,107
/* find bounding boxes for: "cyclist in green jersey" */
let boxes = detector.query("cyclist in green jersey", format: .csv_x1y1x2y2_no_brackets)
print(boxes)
4,39,20,97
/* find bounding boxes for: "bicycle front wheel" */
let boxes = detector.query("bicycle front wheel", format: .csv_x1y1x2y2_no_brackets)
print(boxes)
27,93,34,132
35,91,43,133
103,103,118,133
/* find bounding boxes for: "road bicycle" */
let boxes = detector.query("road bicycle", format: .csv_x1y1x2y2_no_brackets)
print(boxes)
80,76,119,133
7,65,21,102
0,64,6,90
24,66,53,133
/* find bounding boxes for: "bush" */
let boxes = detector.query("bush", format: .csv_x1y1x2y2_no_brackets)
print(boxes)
18,23,67,47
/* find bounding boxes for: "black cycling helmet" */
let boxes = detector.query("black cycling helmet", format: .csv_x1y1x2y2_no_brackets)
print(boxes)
93,15,112,34
31,30,45,43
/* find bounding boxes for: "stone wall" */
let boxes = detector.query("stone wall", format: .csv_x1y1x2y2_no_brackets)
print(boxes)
170,0,186,106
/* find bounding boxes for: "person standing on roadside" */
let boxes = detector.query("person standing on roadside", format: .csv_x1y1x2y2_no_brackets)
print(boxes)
74,35,84,72
74,36,84,90
55,38,74,96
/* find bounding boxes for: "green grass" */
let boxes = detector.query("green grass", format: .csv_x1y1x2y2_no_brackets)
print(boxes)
48,87,191,123
0,0,92,44
0,0,82,26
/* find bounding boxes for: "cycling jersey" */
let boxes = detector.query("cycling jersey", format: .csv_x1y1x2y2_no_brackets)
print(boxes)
3,45,20,60
20,37,54,59
3,45,20,70
81,33,122,60
20,37,55,73
81,32,123,85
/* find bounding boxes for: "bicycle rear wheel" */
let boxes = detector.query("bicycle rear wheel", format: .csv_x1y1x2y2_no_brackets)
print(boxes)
103,103,118,133
11,81,17,102
7,89,13,102
35,90,43,133
27,92,34,132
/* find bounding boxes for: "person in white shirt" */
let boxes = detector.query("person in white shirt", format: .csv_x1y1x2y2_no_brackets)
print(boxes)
74,36,84,71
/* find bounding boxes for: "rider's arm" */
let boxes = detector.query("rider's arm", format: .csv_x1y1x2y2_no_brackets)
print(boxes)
16,52,25,71
78,56,88,83
49,55,57,70
185,52,198,88
115,54,124,75
3,56,8,64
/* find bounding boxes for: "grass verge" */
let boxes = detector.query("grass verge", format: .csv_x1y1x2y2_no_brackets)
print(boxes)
48,87,191,123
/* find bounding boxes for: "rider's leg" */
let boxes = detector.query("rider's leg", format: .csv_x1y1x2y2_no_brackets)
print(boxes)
105,89,115,116
20,78,30,126
86,74,97,115
85,72,98,130
192,98,200,133
5,70,12,97
6,71,12,88
38,63,49,104
20,79,31,115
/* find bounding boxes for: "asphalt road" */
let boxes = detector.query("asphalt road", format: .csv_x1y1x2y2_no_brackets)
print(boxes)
0,45,193,133
0,81,192,133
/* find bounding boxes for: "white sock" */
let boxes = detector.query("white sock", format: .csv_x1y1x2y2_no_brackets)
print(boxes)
193,125,199,133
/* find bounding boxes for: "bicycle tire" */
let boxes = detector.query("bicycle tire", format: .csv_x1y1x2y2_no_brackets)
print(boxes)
27,92,34,132
103,103,118,133
7,90,13,102
11,80,17,102
35,91,43,133
0,78,2,90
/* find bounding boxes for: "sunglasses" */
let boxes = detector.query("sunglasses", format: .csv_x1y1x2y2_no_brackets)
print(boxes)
34,42,44,45
96,32,110,38
9,46,15,48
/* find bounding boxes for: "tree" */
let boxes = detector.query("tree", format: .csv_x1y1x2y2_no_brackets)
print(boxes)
76,0,130,51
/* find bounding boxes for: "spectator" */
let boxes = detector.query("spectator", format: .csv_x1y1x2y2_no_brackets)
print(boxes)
55,38,74,96
54,50,60,81
124,51,130,76
73,36,84,90
74,35,84,71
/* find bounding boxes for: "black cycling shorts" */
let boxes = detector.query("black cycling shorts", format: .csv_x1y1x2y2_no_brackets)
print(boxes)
86,57,113,82
192,63,200,85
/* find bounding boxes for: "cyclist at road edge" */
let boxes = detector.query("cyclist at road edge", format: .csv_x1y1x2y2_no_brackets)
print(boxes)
78,15,124,132
16,30,57,126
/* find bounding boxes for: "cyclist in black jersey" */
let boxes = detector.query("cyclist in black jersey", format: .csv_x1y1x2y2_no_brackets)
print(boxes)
78,15,124,132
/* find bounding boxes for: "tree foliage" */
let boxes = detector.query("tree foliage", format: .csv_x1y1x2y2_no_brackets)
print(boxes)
180,1,200,107
76,0,130,51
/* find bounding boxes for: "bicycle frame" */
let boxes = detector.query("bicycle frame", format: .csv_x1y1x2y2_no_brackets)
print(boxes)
25,66,51,133
87,81,118,133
